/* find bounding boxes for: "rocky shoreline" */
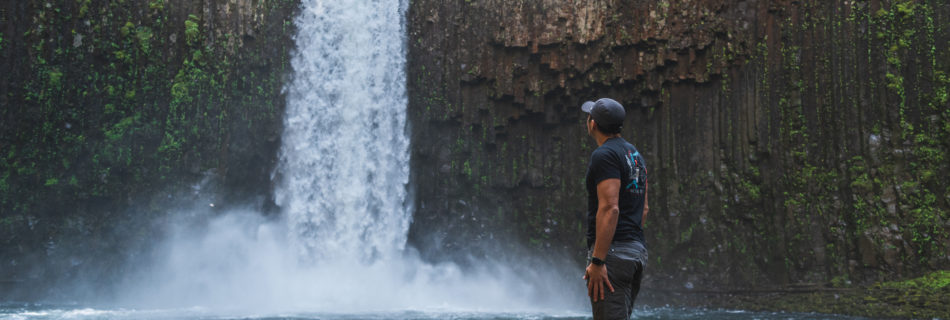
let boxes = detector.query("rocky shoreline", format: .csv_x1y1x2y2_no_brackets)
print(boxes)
641,270,950,319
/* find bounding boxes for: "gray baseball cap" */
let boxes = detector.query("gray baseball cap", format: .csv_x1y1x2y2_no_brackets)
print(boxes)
581,98,625,133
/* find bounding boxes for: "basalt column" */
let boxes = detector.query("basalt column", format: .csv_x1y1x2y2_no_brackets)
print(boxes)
406,0,950,289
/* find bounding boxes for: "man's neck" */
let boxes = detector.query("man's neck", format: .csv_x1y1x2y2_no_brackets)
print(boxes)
595,133,621,146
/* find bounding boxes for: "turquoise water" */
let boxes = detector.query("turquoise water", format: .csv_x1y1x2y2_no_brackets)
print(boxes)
0,304,872,320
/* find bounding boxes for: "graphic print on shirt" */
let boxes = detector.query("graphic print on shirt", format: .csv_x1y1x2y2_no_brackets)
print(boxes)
624,149,647,196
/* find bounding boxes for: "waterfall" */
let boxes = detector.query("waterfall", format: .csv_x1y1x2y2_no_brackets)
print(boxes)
123,0,581,313
276,0,411,264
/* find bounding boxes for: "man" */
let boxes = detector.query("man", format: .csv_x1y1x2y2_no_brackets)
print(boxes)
581,98,649,320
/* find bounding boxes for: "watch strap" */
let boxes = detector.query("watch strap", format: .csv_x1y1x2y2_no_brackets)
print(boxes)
590,256,606,265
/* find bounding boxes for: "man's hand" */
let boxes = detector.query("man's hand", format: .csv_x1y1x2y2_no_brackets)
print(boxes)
584,262,614,301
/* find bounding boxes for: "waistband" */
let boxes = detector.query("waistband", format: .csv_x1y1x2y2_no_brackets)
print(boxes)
589,240,648,263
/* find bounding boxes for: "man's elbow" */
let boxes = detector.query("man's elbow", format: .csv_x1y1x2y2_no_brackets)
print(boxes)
598,205,619,217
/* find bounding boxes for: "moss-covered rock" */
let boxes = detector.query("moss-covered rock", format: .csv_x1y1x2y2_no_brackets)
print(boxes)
0,0,298,299
679,270,950,318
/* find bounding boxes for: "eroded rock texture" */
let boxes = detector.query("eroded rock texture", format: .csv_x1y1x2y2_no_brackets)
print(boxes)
407,0,950,289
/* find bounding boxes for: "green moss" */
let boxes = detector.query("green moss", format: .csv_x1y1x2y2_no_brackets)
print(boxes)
3,0,294,225
46,69,63,86
105,116,136,141
184,15,200,45
135,26,153,53
737,176,761,201
113,50,129,62
148,0,164,11
120,21,135,37
462,160,472,179
77,0,91,17
850,172,872,191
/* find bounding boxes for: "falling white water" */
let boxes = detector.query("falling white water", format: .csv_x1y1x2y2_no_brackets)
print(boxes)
276,0,411,265
118,0,583,314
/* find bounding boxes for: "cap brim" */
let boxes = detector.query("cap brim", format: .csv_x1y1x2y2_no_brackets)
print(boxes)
581,101,595,113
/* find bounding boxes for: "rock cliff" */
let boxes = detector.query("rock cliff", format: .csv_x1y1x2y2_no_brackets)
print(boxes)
1,0,947,302
406,0,950,290
0,0,296,298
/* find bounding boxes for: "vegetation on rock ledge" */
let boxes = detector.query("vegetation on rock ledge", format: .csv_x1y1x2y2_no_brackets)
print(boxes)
0,0,297,297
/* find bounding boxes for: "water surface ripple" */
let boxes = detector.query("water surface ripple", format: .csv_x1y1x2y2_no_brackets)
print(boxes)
0,304,874,320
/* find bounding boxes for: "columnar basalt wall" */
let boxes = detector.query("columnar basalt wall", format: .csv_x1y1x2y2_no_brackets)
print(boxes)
406,0,950,289
0,0,297,298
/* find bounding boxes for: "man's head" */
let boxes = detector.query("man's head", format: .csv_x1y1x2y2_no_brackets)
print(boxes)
581,98,625,135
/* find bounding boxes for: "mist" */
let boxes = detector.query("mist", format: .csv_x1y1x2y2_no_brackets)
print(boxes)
83,0,586,314
111,206,585,315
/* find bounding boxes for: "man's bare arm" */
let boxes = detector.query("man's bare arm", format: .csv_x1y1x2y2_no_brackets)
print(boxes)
643,179,649,224
585,178,620,301
592,178,620,260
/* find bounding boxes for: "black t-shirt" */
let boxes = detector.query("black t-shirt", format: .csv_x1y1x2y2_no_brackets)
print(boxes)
586,137,647,249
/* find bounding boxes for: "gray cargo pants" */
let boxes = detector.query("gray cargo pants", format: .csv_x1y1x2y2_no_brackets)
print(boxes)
588,241,647,320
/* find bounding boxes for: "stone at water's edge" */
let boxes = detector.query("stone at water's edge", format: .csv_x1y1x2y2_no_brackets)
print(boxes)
684,270,950,319
406,0,950,293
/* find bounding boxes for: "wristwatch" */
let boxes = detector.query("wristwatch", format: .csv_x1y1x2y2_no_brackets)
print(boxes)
590,256,606,266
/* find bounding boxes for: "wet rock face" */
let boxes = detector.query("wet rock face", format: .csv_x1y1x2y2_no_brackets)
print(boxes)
407,0,950,288
0,0,296,299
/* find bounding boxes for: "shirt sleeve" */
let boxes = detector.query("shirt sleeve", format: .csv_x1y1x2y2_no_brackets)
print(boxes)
589,148,621,187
